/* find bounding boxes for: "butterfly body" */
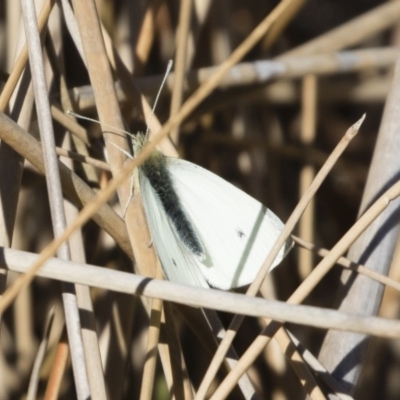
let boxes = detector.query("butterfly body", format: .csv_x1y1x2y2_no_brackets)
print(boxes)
139,143,205,259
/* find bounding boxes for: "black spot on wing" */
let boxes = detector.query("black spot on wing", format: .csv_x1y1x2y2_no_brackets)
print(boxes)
236,229,246,239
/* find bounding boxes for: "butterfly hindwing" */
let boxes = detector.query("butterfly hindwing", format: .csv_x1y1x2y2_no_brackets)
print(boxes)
139,170,210,288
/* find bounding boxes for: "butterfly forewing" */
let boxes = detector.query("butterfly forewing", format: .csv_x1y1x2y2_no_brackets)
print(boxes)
165,158,291,289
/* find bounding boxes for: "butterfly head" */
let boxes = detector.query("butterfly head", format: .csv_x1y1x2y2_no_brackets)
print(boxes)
133,132,148,156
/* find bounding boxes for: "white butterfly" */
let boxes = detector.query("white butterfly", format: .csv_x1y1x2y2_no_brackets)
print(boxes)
135,134,293,290
69,60,292,290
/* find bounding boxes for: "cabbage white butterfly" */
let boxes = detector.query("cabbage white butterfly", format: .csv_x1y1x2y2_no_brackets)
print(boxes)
69,63,292,290
134,134,293,290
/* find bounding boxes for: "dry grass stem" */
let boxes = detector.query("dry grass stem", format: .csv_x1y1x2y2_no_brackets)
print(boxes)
196,115,364,399
44,328,69,400
169,0,192,143
278,0,400,59
2,1,399,398
2,247,400,338
26,307,55,400
210,126,400,398
293,236,400,292
298,74,318,279
139,266,164,400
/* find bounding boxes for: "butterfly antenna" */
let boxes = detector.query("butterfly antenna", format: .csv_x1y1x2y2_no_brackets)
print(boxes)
67,110,135,139
145,60,173,139
68,60,172,142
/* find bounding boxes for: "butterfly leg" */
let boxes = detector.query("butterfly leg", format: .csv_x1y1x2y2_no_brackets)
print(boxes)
123,172,135,217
